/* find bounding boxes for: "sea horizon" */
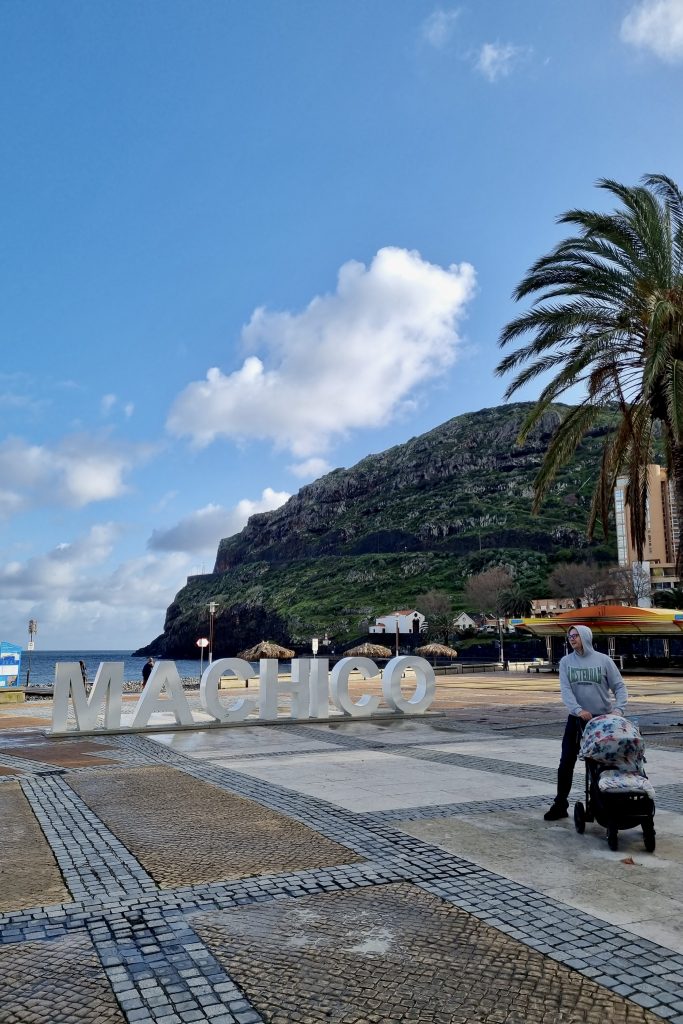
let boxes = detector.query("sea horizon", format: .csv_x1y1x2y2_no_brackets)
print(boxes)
18,649,203,687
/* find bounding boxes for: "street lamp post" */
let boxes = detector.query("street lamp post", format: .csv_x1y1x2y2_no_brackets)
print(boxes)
208,602,218,664
498,617,505,669
395,615,400,657
26,619,37,685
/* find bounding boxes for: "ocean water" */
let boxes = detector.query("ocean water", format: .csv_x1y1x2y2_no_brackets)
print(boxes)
19,650,203,687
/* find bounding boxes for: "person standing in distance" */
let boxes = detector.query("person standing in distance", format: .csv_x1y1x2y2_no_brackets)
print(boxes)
544,624,628,821
141,657,154,687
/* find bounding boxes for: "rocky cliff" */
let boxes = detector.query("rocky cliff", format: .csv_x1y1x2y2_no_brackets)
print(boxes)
138,402,617,658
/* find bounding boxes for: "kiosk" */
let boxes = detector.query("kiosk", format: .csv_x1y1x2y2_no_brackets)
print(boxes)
0,642,24,704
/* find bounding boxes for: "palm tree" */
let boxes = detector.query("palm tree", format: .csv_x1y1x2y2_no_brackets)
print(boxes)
653,587,683,610
497,174,683,567
499,582,533,618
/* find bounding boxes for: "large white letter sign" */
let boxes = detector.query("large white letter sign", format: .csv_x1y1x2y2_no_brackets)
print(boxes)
259,658,310,720
130,661,194,729
200,658,257,723
330,657,381,717
50,655,438,735
52,662,124,734
382,656,435,714
308,658,330,718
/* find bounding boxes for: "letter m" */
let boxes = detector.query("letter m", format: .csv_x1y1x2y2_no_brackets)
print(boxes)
52,662,124,734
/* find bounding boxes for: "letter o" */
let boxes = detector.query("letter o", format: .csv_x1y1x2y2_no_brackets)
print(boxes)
382,656,435,714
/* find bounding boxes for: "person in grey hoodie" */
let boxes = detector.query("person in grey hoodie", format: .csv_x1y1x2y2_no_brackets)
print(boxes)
543,623,628,821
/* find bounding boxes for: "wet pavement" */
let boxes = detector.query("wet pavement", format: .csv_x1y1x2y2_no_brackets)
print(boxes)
0,672,682,1022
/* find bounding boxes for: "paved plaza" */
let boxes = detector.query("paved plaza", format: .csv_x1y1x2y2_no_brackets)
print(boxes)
0,672,683,1022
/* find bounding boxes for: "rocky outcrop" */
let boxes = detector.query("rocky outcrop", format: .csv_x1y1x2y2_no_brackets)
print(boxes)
139,402,617,658
214,404,610,569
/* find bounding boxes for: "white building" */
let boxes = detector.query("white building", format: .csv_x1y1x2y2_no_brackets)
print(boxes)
530,597,577,615
369,609,426,635
453,612,477,631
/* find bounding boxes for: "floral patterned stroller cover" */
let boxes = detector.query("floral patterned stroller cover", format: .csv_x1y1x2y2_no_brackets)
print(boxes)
578,713,655,798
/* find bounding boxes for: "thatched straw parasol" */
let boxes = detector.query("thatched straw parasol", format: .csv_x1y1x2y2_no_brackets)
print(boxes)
344,642,393,658
415,643,459,662
238,640,296,660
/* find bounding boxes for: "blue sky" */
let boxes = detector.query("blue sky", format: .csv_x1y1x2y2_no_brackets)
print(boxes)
1,0,682,649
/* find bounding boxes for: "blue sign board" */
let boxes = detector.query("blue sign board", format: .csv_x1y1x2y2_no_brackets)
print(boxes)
0,642,22,688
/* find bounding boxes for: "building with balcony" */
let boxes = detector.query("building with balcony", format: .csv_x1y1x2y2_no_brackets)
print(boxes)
614,465,680,595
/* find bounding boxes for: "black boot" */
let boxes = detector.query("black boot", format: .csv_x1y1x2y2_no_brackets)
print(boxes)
543,802,568,821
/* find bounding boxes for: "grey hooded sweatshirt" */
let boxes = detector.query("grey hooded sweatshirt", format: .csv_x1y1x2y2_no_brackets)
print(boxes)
559,624,628,718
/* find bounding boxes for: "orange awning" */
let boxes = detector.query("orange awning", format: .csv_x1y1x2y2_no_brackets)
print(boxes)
514,604,683,637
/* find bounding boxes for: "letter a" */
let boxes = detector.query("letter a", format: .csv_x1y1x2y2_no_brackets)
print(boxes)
131,661,194,729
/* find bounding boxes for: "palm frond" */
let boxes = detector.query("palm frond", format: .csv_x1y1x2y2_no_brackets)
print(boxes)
530,405,602,512
498,172,683,568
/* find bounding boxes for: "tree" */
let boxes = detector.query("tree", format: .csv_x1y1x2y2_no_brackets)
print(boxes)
607,563,652,606
653,587,683,609
497,174,683,570
415,590,453,644
498,581,534,617
547,562,608,606
463,567,513,618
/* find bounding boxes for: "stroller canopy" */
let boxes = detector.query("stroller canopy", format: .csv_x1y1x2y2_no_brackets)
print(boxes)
579,714,645,773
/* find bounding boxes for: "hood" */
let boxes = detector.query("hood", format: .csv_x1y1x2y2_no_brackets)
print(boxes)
570,624,595,656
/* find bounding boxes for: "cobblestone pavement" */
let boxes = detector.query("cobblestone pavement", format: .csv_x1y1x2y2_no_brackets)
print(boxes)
193,883,662,1024
69,764,363,887
0,784,70,913
0,933,125,1023
0,682,682,1023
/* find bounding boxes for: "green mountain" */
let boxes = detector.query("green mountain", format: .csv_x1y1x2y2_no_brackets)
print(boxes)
138,402,617,657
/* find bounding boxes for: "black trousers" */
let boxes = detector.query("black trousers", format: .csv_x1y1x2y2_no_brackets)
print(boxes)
555,715,585,808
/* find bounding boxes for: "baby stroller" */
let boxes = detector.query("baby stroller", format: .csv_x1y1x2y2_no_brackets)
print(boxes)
573,713,656,853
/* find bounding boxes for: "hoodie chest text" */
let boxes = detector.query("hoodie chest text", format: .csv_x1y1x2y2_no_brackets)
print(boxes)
569,666,603,685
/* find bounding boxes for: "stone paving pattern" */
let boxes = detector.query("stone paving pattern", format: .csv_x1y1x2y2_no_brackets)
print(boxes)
0,932,125,1023
194,882,662,1024
0,674,683,1023
69,764,364,888
0,784,70,913
0,730,124,768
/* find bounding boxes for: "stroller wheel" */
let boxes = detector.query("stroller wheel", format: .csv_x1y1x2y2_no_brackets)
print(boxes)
574,801,586,834
607,827,619,851
643,823,656,853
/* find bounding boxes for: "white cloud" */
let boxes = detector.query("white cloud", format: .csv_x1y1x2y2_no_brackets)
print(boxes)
0,392,33,410
288,457,332,480
101,394,135,419
0,434,147,511
148,487,290,554
0,527,193,649
475,42,524,82
69,550,191,610
0,489,25,519
0,523,120,600
621,0,683,61
167,247,476,458
422,8,460,48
